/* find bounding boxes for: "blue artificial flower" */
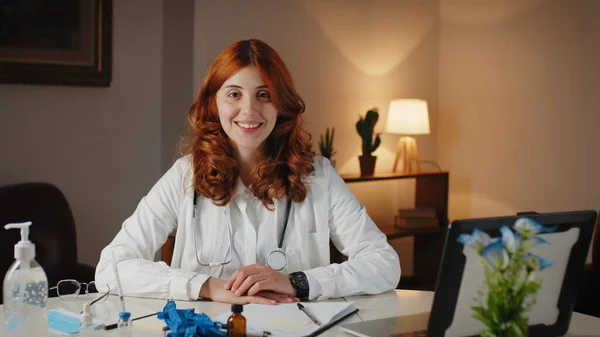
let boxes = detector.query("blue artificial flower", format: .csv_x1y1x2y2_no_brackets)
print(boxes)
500,225,519,253
514,218,557,239
481,240,509,270
525,252,554,271
457,228,491,253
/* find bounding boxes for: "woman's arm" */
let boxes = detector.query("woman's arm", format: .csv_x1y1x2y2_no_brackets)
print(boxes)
94,157,206,300
303,157,401,300
95,157,297,303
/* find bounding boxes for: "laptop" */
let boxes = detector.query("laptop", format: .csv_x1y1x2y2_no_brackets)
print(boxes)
340,210,597,337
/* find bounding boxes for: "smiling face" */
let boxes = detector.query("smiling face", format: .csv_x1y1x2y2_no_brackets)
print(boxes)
216,66,278,156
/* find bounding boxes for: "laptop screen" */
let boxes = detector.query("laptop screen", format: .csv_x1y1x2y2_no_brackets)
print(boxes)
428,210,596,337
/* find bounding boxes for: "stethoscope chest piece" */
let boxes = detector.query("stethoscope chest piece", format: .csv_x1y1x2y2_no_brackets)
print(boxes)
267,248,288,271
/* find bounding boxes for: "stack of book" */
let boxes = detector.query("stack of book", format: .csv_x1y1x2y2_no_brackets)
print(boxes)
394,207,438,229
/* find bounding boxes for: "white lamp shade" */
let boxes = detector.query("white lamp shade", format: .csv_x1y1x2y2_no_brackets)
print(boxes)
385,99,430,135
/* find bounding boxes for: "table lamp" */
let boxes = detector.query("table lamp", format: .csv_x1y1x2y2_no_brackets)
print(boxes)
385,99,430,173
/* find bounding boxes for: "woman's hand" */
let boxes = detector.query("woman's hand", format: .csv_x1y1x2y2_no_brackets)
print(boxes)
199,277,296,304
254,291,300,303
224,264,297,298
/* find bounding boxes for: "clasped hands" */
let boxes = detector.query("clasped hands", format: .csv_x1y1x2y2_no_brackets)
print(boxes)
199,264,299,305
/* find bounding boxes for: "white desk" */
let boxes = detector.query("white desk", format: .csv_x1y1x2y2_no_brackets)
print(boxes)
1,290,599,336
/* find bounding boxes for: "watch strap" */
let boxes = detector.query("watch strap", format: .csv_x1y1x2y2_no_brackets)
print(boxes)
289,271,309,301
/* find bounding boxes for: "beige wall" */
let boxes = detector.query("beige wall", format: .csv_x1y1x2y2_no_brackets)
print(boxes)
194,0,441,275
438,0,600,219
438,0,600,260
162,1,195,172
0,0,195,265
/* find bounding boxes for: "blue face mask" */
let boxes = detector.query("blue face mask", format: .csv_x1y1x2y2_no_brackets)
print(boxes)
48,308,104,334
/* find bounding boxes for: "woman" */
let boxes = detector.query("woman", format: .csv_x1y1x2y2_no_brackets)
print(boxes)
95,39,400,304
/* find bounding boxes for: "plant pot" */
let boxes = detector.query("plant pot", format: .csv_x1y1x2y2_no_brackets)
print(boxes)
358,155,377,176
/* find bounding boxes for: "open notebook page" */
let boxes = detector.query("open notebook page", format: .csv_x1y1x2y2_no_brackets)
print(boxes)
214,301,356,337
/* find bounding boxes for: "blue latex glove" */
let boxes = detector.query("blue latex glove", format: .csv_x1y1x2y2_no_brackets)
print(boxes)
157,301,226,337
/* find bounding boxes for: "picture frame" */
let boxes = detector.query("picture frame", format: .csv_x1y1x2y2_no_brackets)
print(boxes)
0,0,113,87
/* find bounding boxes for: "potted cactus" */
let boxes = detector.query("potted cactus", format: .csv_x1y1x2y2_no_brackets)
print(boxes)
356,108,381,176
319,127,337,168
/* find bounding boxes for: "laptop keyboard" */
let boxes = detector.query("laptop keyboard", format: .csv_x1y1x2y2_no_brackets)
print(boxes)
391,330,427,337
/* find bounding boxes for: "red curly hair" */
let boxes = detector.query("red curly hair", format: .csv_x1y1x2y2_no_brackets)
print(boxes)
180,39,314,208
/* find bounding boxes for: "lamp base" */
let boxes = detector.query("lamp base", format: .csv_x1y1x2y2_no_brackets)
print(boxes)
392,136,420,173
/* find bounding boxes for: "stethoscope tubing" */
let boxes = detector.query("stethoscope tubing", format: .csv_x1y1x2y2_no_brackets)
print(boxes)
192,190,292,268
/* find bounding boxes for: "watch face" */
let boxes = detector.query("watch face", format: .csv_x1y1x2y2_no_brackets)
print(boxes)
267,249,287,271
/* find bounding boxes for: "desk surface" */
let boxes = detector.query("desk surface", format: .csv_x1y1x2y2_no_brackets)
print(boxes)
1,290,599,336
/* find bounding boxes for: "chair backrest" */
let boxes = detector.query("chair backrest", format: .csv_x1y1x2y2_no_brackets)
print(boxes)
0,182,79,303
161,235,176,266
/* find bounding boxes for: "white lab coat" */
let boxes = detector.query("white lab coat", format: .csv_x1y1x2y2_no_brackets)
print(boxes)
95,155,400,301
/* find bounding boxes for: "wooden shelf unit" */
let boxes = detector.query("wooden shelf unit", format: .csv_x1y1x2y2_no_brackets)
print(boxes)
340,171,449,227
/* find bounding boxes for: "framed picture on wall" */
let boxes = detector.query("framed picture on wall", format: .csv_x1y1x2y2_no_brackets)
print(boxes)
0,0,112,87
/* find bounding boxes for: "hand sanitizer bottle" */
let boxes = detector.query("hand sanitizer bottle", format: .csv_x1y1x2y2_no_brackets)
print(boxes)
2,222,49,337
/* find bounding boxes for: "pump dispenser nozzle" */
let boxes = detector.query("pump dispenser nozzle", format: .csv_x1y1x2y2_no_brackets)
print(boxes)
5,221,35,262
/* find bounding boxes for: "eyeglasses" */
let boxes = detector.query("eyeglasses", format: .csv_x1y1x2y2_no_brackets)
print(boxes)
50,280,110,305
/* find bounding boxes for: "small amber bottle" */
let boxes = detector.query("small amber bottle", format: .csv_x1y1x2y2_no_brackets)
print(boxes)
227,304,246,337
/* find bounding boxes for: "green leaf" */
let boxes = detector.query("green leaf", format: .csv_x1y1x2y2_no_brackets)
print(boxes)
330,127,335,146
480,330,497,337
372,134,381,152
356,118,363,136
472,306,494,328
508,321,523,337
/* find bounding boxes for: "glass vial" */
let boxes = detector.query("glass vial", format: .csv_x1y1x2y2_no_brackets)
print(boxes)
79,302,96,336
227,304,246,337
117,312,132,337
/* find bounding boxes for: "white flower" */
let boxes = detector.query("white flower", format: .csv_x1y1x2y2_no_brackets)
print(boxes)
457,228,491,253
514,218,556,239
481,240,509,270
500,225,519,253
525,252,554,271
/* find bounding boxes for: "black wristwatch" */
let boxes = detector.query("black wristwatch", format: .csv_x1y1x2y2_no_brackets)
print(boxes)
289,271,310,301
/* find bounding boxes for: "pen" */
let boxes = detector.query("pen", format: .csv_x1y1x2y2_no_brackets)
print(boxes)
105,312,159,330
297,303,321,326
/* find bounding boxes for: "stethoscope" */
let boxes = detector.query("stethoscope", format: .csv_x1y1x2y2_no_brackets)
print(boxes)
192,190,293,271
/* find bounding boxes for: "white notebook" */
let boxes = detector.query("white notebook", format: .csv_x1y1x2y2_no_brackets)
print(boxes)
214,301,358,337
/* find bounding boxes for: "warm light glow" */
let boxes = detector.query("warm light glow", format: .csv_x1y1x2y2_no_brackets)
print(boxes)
304,0,437,76
440,0,542,25
386,99,430,135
